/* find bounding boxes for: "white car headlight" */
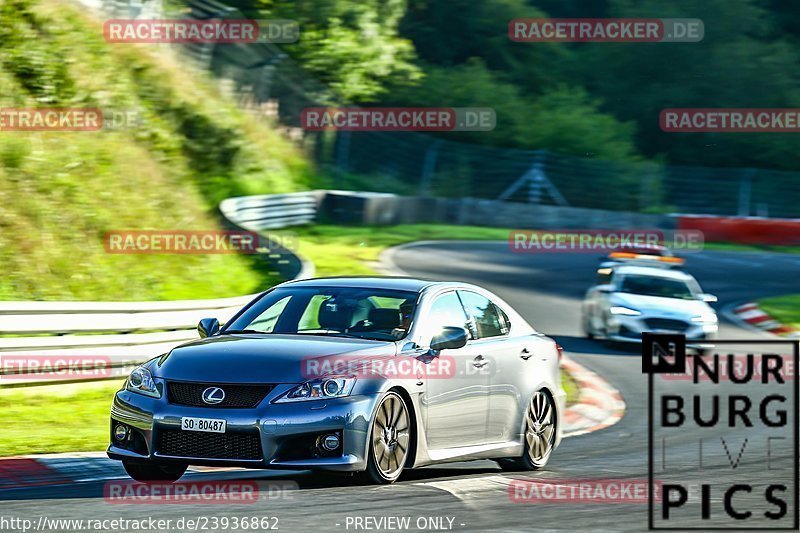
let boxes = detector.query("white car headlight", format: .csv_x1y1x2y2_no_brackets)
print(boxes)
126,366,161,398
274,377,356,403
610,306,642,316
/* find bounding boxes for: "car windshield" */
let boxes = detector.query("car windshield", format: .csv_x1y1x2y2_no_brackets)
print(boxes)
618,275,696,300
223,286,418,341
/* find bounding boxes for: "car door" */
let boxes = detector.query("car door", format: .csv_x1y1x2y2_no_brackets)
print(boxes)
421,290,490,449
457,290,522,443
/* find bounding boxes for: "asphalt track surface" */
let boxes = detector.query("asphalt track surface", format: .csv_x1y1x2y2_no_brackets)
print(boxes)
1,244,798,532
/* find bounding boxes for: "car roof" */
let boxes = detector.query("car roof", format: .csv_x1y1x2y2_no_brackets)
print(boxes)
612,265,694,280
281,276,437,292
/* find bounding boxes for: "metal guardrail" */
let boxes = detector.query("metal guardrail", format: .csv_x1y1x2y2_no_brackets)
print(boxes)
0,192,318,387
219,192,320,231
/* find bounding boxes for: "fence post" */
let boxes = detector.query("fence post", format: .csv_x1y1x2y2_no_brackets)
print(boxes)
738,169,754,217
419,139,442,197
527,159,543,204
335,131,351,188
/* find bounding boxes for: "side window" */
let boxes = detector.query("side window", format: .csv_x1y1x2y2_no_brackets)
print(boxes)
458,291,505,339
496,305,511,335
425,292,470,341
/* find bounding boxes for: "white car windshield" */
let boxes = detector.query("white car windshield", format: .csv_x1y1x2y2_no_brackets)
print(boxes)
618,275,696,300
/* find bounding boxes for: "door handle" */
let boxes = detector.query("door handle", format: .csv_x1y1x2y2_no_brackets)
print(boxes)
520,348,533,360
472,355,488,368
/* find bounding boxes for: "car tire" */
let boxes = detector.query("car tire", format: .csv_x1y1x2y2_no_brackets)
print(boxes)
582,313,595,339
361,391,412,484
497,389,557,472
123,461,187,483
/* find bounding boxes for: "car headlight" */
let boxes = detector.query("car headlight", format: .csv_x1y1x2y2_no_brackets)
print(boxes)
274,377,356,403
691,314,718,323
609,306,642,316
126,366,161,398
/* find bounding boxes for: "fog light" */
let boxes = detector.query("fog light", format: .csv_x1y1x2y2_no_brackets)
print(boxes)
114,424,129,441
321,434,340,451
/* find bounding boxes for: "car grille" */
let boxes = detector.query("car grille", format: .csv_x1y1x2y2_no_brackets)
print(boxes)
166,382,274,408
644,318,690,332
157,429,262,460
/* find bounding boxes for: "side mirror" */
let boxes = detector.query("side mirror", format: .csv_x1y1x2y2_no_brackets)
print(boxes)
431,326,469,351
699,293,718,303
198,318,220,338
596,284,615,294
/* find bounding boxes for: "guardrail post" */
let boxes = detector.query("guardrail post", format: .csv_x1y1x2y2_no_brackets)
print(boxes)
737,168,754,216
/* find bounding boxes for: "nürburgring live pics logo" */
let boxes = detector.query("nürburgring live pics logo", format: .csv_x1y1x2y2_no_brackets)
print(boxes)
643,333,799,530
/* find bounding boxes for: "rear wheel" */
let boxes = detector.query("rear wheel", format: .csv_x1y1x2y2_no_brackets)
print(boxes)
362,391,412,484
498,390,557,471
123,461,187,483
582,312,595,339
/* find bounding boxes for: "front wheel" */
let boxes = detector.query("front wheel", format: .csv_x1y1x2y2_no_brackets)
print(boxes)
362,391,412,484
498,389,557,471
123,461,187,483
582,312,595,339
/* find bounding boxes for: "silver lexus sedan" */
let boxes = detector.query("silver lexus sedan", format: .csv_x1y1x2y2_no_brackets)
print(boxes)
108,277,565,484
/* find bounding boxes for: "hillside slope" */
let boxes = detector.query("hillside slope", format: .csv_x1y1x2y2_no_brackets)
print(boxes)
0,0,314,300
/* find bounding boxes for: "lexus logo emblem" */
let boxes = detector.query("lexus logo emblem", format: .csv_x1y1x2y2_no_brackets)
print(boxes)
202,387,226,405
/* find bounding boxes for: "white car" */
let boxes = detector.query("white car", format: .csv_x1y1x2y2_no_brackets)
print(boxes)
581,265,718,347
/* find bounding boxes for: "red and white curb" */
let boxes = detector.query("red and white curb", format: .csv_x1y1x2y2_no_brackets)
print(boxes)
732,302,799,338
561,356,626,438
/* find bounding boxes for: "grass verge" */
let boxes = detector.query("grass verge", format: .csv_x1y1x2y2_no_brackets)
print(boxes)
0,380,122,456
285,224,511,277
757,294,800,331
702,242,800,254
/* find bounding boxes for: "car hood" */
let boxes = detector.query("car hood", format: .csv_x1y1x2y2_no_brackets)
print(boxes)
150,334,395,383
610,293,714,318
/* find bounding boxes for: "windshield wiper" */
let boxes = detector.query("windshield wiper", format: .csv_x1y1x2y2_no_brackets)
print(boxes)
221,329,270,335
296,332,366,339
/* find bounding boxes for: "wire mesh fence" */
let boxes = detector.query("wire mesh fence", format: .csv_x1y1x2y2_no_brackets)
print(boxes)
104,0,800,218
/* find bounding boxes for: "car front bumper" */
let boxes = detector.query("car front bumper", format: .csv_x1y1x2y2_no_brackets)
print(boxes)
604,314,717,346
107,386,382,472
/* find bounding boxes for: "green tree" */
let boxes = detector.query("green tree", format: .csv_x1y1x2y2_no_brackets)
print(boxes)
578,0,800,169
230,0,422,102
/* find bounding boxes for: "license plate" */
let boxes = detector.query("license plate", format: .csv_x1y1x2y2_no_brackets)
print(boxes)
181,417,226,434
